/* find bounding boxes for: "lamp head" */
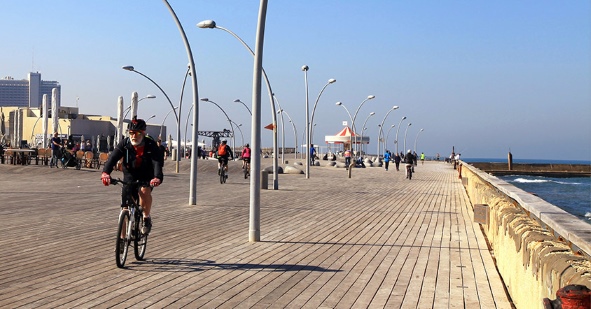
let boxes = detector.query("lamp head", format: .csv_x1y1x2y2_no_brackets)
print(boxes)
122,66,134,71
367,95,375,99
146,95,156,99
393,106,399,109
199,98,209,102
408,123,412,126
402,116,407,120
301,65,309,71
370,112,375,116
336,102,342,106
233,99,241,103
328,78,336,84
197,20,216,29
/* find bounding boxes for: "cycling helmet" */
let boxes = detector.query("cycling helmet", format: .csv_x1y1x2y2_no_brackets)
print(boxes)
221,139,227,143
128,117,147,131
407,149,412,153
245,144,249,147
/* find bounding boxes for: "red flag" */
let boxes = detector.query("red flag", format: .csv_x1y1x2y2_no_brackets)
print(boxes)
264,123,275,130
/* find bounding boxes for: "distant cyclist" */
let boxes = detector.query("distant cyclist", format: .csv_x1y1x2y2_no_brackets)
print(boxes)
241,143,251,170
216,139,234,177
404,149,415,179
101,117,163,234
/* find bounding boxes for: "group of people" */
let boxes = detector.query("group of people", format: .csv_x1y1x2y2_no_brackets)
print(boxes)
382,150,425,172
49,132,95,168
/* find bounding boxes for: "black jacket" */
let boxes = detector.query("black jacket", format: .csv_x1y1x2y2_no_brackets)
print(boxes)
103,136,164,182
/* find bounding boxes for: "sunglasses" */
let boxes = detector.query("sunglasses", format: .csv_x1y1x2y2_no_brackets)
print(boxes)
129,131,143,136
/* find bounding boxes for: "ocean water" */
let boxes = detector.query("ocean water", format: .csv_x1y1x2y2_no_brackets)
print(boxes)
463,158,591,224
499,175,591,224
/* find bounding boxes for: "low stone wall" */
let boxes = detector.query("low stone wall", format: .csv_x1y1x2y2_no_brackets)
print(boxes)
460,162,591,308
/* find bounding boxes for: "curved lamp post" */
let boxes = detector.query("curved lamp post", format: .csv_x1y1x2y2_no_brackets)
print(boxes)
123,94,156,119
403,122,412,153
122,65,181,173
198,19,279,189
377,105,399,157
385,124,396,152
146,114,156,122
351,95,375,155
159,106,179,140
200,98,235,154
359,112,375,156
309,78,336,145
234,99,252,116
278,109,297,160
232,121,244,148
335,101,354,153
395,116,407,155
302,65,310,178
414,128,424,153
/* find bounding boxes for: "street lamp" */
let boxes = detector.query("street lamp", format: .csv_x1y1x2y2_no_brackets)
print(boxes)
278,109,297,160
200,98,235,154
122,65,181,173
146,114,156,122
377,105,399,157
309,78,337,145
159,106,179,140
302,65,310,179
385,124,396,152
335,101,354,152
231,121,244,148
123,94,156,119
359,112,375,156
351,95,375,155
404,122,412,153
198,19,279,190
395,116,407,155
234,99,252,116
414,128,424,153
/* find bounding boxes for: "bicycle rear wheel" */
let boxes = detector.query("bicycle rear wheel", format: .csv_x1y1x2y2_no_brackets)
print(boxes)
115,210,130,268
220,169,225,184
134,213,148,260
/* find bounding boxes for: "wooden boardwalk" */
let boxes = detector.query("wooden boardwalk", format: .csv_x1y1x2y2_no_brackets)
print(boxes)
0,159,512,308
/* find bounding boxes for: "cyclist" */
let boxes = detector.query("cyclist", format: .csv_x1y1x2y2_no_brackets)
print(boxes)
216,139,234,177
241,143,251,170
101,117,163,234
404,149,415,179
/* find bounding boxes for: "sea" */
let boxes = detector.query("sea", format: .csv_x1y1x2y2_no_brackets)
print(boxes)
463,158,591,224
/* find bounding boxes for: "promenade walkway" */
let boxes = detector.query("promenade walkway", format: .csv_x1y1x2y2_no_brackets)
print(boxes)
0,159,512,308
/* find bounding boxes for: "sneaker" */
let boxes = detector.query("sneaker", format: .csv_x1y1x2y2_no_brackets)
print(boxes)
142,217,152,234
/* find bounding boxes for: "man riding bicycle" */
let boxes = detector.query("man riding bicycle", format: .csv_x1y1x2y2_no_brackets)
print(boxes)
217,139,234,177
241,143,251,170
404,149,415,179
101,117,163,234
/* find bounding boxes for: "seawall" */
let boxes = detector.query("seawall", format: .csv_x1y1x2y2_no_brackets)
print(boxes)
460,162,591,308
469,162,590,177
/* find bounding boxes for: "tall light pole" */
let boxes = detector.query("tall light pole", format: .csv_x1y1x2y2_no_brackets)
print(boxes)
159,106,179,140
278,109,297,160
198,19,279,190
302,65,310,178
162,0,200,204
146,114,156,122
272,94,286,164
404,122,412,153
414,128,424,153
385,124,396,152
359,112,375,156
351,95,375,156
122,65,181,173
200,98,235,154
231,121,244,148
377,105,399,157
184,104,195,158
335,101,354,152
395,116,407,155
234,99,252,116
309,78,337,145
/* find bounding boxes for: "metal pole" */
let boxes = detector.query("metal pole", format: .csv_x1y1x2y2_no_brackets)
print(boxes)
377,106,399,157
351,95,375,156
404,123,412,153
161,0,200,203
395,116,406,155
249,0,268,242
414,128,424,152
385,125,395,152
309,79,336,145
280,110,297,160
302,65,310,178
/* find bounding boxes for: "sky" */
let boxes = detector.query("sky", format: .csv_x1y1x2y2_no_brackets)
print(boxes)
1,1,590,161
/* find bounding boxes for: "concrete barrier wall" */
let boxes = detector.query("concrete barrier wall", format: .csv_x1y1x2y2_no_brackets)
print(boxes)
460,162,591,308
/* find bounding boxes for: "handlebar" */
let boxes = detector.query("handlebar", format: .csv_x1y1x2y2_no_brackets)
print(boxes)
110,178,150,187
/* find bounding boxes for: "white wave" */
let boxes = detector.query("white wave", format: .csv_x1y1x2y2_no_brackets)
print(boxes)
586,212,591,219
513,178,550,184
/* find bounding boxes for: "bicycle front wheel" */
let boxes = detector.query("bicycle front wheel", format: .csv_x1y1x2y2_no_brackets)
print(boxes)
134,214,148,260
115,210,130,268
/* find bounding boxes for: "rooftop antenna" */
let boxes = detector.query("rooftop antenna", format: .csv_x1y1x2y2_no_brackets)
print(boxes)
31,47,36,72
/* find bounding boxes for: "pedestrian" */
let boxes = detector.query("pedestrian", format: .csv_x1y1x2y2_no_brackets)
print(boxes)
310,144,316,165
49,132,62,168
65,135,75,152
157,140,167,162
344,148,352,170
383,150,391,171
394,152,401,171
420,152,425,165
85,140,93,153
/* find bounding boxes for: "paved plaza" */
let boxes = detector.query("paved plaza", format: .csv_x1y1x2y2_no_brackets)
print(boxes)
0,158,512,308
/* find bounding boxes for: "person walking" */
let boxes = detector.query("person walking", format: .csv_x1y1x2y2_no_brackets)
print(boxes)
383,150,391,171
49,132,62,168
394,152,401,171
309,144,316,165
420,152,425,165
344,148,352,170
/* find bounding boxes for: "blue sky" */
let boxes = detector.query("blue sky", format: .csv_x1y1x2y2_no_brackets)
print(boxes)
1,1,590,161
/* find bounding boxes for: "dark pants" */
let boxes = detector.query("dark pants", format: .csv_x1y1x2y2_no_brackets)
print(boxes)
384,161,389,170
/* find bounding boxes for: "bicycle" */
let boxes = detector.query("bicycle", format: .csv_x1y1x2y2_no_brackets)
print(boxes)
406,164,413,180
243,161,250,179
219,162,228,184
110,178,149,268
